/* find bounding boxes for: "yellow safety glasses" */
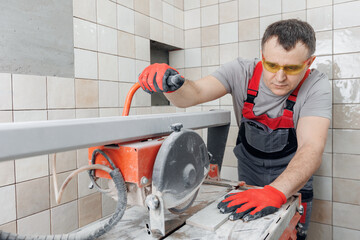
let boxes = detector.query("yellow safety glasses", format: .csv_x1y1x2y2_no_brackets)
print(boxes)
262,54,312,75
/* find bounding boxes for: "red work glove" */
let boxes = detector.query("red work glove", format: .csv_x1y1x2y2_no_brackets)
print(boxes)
217,185,287,221
138,63,185,93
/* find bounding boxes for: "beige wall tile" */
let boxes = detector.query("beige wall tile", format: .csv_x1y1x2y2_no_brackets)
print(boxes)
239,40,260,59
184,0,200,10
333,178,360,205
334,129,360,154
313,176,332,201
201,66,219,77
15,155,48,182
220,22,238,44
184,9,201,29
312,55,333,79
163,2,175,26
333,153,360,180
13,110,47,122
201,25,219,47
335,26,360,53
324,129,332,153
119,83,134,108
150,18,163,43
0,185,16,225
78,193,102,227
201,5,219,27
307,0,332,8
226,126,238,147
334,104,360,129
334,53,360,79
97,0,117,28
0,73,12,110
150,0,163,21
219,1,237,24
117,4,135,33
307,222,332,240
0,221,16,233
98,25,118,55
151,106,176,114
163,23,175,46
333,226,360,240
220,166,238,181
118,31,135,58
51,200,78,234
169,50,185,69
220,43,239,64
334,1,360,29
202,46,219,66
16,177,49,218
13,75,46,110
307,6,332,32
315,153,332,177
135,60,149,81
333,79,360,104
50,170,78,207
98,53,118,81
173,0,184,10
282,0,305,12
73,0,96,22
100,108,120,117
282,10,306,21
260,0,281,16
99,81,119,108
310,199,332,225
185,48,201,68
0,160,14,187
118,57,136,83
260,15,281,38
75,109,99,118
185,28,201,48
134,0,149,16
117,0,133,9
315,31,333,56
238,0,258,20
239,18,260,41
78,171,97,198
184,67,202,80
77,148,89,168
0,111,12,123
73,18,97,51
74,49,98,79
201,0,218,7
102,193,117,217
47,77,75,109
48,109,76,120
333,202,360,230
222,146,237,167
75,79,99,108
135,12,150,38
17,210,50,235
49,151,77,174
174,7,184,29
135,36,150,61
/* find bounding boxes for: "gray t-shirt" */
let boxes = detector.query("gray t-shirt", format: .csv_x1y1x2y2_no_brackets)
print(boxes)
212,58,332,128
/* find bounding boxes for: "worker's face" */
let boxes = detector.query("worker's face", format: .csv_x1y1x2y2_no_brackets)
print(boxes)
261,37,315,96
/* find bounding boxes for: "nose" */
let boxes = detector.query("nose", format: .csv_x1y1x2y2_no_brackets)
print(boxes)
275,69,287,82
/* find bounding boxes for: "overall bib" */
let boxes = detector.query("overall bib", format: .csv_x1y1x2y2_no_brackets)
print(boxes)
234,62,312,237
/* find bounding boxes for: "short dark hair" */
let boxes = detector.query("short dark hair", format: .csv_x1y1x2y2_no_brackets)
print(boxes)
261,19,316,57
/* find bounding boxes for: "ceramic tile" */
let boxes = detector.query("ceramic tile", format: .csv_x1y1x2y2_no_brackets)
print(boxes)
134,0,149,15
260,15,282,39
315,153,332,177
239,40,260,59
13,110,47,122
163,2,174,26
174,7,183,29
333,79,360,104
100,108,120,117
334,129,360,154
73,0,96,21
202,66,219,78
76,148,89,168
97,0,116,28
48,109,76,120
75,79,99,108
0,185,16,225
51,200,78,234
102,193,117,217
315,31,333,56
310,199,332,225
185,48,201,68
219,1,237,24
282,0,305,13
334,1,360,29
151,106,176,114
333,202,360,230
185,28,201,48
78,171,97,198
282,10,306,21
74,49,98,79
307,6,332,32
220,22,238,44
118,57,136,83
307,222,332,240
221,105,237,126
163,23,175,46
15,155,48,182
238,0,258,20
135,12,150,38
334,104,360,129
75,109,99,118
49,151,77,174
333,153,360,180
0,160,14,187
307,0,332,8
79,193,101,227
220,166,238,181
313,176,332,201
12,74,46,110
220,43,238,65
73,18,97,51
169,50,185,69
184,67,202,80
16,177,49,218
132,75,151,107
334,27,360,54
0,221,16,233
17,210,50,235
259,0,281,16
334,53,360,79
117,5,135,33
117,0,133,8
98,53,118,81
238,18,260,42
99,81,119,108
173,0,184,10
202,46,219,66
50,171,77,207
333,227,360,240
119,83,135,108
333,178,360,205
201,0,218,7
117,31,135,58
150,0,163,20
225,126,238,147
184,9,201,29
98,25,117,55
312,55,332,79
150,18,163,42
222,146,237,167
184,0,200,10
0,73,12,110
47,77,75,109
201,5,218,27
324,129,332,153
0,111,12,123
135,36,150,61
135,60,149,81
201,25,219,47
174,28,184,48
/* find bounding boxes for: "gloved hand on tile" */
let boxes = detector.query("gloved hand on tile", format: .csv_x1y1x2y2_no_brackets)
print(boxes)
138,63,185,94
217,185,287,221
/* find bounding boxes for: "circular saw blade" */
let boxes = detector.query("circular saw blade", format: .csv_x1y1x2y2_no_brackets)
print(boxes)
152,128,209,209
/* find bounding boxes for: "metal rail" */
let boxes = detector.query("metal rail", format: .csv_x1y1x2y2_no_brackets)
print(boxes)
0,110,230,162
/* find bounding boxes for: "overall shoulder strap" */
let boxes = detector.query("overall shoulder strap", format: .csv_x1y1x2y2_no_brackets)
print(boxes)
246,61,263,103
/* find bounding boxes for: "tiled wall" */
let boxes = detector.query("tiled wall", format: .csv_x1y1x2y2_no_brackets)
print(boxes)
1,0,360,239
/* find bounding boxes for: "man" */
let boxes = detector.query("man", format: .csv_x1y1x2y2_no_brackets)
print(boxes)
138,19,331,239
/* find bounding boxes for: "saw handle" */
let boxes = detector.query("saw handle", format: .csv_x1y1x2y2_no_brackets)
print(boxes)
122,82,141,116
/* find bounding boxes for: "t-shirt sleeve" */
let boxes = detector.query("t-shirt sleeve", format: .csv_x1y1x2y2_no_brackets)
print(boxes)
299,71,332,120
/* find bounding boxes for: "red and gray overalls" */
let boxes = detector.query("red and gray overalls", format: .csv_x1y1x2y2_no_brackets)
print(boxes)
234,62,312,235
